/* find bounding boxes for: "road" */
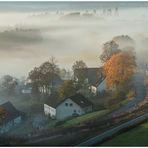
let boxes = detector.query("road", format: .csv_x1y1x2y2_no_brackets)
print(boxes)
77,73,147,146
77,113,148,146
110,72,146,115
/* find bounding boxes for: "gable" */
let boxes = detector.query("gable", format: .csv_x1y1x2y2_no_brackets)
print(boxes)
74,67,104,86
69,94,93,108
56,98,82,109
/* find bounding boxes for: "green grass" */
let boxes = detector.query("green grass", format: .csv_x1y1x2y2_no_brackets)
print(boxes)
61,109,109,128
44,119,57,129
102,122,148,146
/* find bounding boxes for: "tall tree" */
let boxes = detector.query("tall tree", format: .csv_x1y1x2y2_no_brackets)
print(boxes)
100,40,120,63
103,50,136,91
28,57,60,95
28,67,41,94
48,56,60,89
72,60,87,86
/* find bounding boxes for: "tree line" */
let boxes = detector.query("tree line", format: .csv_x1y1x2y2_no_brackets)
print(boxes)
0,35,138,103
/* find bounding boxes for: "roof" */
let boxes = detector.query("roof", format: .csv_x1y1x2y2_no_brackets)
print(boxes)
0,101,22,125
68,93,93,108
46,93,93,108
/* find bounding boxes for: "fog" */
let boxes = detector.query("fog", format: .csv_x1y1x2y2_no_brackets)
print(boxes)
0,2,148,78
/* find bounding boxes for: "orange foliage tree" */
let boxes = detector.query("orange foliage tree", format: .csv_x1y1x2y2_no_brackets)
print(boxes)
103,51,136,91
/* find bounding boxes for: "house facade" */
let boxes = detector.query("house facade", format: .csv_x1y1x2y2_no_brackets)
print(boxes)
44,93,93,120
0,101,22,134
44,104,56,119
74,67,107,95
74,67,103,86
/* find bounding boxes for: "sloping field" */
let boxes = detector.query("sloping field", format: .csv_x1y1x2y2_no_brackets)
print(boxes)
102,122,148,146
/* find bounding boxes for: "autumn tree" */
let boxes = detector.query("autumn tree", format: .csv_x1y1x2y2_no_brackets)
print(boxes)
72,60,87,87
103,50,136,94
100,40,121,63
58,80,76,99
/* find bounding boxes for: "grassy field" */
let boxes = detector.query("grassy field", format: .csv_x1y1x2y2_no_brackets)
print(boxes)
102,122,148,146
61,109,109,128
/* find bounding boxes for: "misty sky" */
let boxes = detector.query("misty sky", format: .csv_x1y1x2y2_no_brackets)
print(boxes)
0,2,148,78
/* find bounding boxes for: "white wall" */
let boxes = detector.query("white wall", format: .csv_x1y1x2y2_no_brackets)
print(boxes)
56,99,84,121
44,104,56,118
97,79,106,92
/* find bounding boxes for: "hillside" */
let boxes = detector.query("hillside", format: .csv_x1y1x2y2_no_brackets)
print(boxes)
102,122,148,146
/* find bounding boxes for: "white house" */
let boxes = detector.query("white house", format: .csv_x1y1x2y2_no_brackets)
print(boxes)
44,93,93,121
74,67,107,95
0,101,22,134
97,78,106,93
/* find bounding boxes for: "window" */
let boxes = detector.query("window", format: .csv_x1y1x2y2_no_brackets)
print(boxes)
65,103,68,106
70,103,73,106
73,109,76,113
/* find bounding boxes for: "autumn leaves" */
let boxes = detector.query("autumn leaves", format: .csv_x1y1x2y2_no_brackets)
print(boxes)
100,35,136,97
104,50,136,89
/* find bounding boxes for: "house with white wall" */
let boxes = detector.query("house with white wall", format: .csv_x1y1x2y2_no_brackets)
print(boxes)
0,101,22,134
44,93,93,121
74,67,107,95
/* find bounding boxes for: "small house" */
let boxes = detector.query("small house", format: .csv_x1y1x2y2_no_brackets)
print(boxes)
44,93,93,121
74,67,106,95
0,101,22,134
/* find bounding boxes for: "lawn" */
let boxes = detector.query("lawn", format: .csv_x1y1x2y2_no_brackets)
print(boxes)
61,109,109,128
102,122,148,146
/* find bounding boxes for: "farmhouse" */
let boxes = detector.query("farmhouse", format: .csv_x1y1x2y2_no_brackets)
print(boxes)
44,93,93,120
74,67,103,85
74,67,106,95
0,101,22,134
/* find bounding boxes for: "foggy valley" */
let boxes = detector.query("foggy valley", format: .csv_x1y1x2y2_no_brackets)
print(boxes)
0,2,148,146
